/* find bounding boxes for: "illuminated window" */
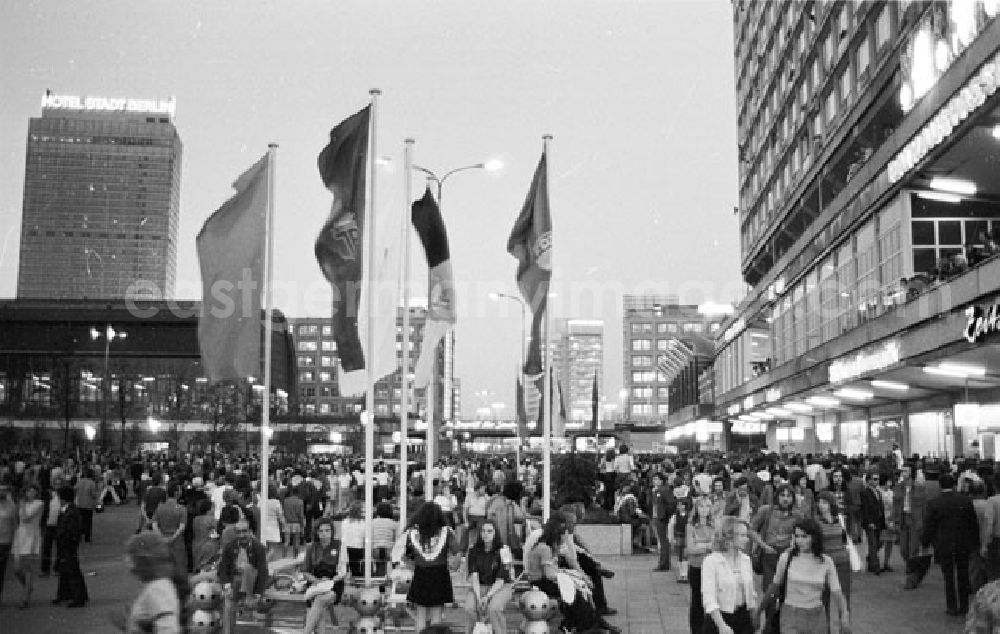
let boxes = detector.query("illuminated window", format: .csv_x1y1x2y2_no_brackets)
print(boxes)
856,36,870,77
876,6,891,50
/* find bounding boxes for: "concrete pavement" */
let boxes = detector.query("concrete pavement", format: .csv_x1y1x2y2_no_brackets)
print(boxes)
0,503,968,633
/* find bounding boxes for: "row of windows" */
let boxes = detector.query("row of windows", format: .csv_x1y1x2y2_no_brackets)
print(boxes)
630,403,670,416
630,333,715,352
770,197,903,366
629,321,717,334
298,371,336,384
296,340,338,352
631,386,669,399
739,3,898,254
630,371,669,384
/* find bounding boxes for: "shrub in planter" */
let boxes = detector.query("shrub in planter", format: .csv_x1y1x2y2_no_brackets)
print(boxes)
552,452,598,511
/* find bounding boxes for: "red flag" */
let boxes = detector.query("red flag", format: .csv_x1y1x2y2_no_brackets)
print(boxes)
506,152,551,377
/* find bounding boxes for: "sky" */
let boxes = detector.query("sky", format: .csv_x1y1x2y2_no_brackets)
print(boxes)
0,0,744,417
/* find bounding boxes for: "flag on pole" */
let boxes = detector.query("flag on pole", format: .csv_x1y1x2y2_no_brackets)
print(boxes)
535,366,567,435
412,187,456,387
315,105,371,374
516,375,528,440
590,371,599,433
315,106,403,396
506,152,551,377
554,371,567,437
196,153,270,383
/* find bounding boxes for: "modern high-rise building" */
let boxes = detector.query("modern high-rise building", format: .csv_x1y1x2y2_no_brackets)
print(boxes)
622,295,722,422
16,92,182,300
551,318,604,423
715,2,1000,457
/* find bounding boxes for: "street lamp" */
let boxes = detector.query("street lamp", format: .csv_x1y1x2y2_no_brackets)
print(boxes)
489,292,527,376
412,160,503,208
91,324,126,452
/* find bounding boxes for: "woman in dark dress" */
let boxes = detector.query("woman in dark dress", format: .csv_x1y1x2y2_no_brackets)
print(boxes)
402,502,459,631
302,518,349,634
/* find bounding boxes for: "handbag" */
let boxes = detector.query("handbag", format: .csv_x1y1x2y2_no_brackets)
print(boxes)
763,551,792,634
838,514,862,573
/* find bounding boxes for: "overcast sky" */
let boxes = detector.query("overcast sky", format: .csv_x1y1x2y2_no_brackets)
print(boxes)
0,0,743,417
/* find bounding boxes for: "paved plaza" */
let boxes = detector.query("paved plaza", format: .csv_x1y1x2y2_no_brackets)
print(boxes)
0,503,966,633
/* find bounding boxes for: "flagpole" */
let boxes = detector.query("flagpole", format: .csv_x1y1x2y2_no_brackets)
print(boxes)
425,354,435,502
363,88,381,586
541,134,552,523
400,137,414,529
260,143,277,514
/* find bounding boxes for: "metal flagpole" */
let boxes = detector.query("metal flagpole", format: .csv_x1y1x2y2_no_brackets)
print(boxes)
541,134,552,522
425,356,435,502
260,143,277,513
363,88,381,586
399,138,414,529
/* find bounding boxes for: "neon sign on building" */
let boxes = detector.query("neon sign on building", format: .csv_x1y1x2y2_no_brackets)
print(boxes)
41,93,177,117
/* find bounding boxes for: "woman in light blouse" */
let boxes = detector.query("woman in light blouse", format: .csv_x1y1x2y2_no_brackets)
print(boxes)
758,518,850,634
686,495,716,634
700,516,757,634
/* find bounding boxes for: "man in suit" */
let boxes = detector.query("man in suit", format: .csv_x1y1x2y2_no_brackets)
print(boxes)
895,466,940,589
922,473,980,616
53,484,88,607
860,471,887,574
650,472,676,571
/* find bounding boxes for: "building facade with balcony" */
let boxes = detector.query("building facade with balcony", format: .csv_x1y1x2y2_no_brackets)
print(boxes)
717,1,1000,458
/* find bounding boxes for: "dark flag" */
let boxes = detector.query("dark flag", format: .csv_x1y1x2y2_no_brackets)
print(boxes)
506,152,551,377
516,376,528,440
591,371,599,433
412,187,457,387
314,105,371,373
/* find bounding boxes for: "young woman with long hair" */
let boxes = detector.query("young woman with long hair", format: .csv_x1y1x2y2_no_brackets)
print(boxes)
301,517,349,634
701,516,758,634
686,494,716,633
758,518,850,634
523,513,605,633
815,491,852,609
462,519,512,634
402,502,459,631
750,483,800,590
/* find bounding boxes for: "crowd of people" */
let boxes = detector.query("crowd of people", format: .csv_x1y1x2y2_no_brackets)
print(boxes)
1,444,999,632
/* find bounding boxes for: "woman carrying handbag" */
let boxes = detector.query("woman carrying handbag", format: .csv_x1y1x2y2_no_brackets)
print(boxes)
757,519,850,634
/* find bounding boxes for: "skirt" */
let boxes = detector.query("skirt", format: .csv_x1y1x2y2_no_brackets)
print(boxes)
407,565,454,607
